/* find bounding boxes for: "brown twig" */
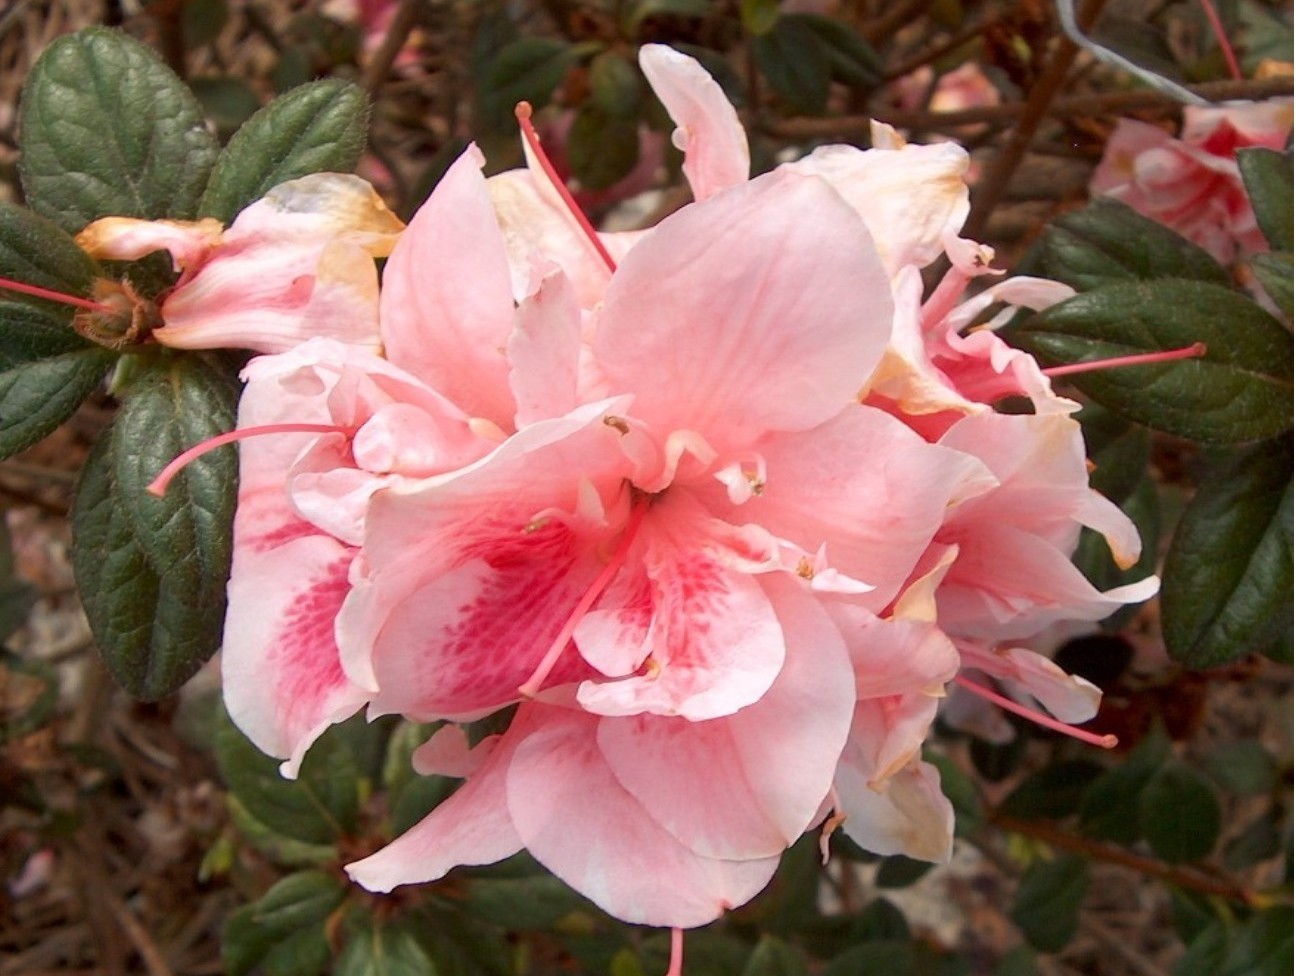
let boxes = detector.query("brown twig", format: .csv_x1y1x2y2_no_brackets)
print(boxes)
883,8,1002,82
988,813,1261,907
963,0,1108,238
861,0,935,45
362,0,425,94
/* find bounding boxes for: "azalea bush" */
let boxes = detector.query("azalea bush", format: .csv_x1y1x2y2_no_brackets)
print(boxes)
0,3,1291,976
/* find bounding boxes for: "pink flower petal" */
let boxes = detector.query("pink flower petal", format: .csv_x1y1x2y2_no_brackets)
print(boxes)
508,267,583,426
835,759,954,862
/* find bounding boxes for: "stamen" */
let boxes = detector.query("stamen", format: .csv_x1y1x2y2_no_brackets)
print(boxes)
0,274,117,314
1043,342,1206,379
518,495,649,698
1198,0,1243,80
819,786,846,865
665,928,685,976
147,423,344,497
920,266,972,332
514,102,617,273
955,674,1117,749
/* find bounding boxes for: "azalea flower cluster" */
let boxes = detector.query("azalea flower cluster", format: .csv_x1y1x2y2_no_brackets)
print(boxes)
138,45,1154,958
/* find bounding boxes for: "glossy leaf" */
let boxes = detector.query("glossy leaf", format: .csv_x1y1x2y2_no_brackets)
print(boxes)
199,79,369,223
0,303,95,368
1139,762,1222,863
743,936,808,976
1029,198,1229,292
1237,147,1293,251
224,870,347,976
792,13,882,88
1079,724,1171,843
567,105,641,191
18,27,219,232
1010,855,1089,952
215,706,361,846
753,17,831,115
335,916,438,976
1016,279,1293,443
0,203,102,318
1162,437,1293,667
0,348,114,460
1250,251,1293,322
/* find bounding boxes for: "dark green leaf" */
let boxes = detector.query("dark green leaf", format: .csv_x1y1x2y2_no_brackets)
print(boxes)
462,872,592,929
227,796,336,867
0,302,96,369
475,38,580,145
190,76,263,141
925,751,983,835
70,356,236,698
1220,906,1293,976
1078,403,1151,505
999,760,1104,820
18,27,219,232
1162,437,1293,667
406,902,512,976
1201,740,1279,796
589,51,642,117
0,203,103,318
790,13,882,88
216,705,360,845
754,18,831,115
1237,148,1293,251
743,936,808,976
875,854,934,889
183,0,231,50
625,0,712,32
741,0,782,35
223,870,347,976
996,946,1041,976
1249,251,1292,321
0,348,114,460
567,106,641,191
199,79,369,223
0,650,58,743
1016,280,1293,443
1030,198,1229,292
1222,811,1283,870
1175,920,1231,976
1010,855,1089,952
335,916,438,976
1079,724,1171,843
1139,762,1222,863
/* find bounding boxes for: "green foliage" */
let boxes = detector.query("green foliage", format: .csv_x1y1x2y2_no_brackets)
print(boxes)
223,870,348,976
0,203,103,315
1010,855,1090,952
70,355,237,699
18,27,219,233
753,17,831,114
1017,279,1293,443
743,936,809,976
1237,148,1293,251
1000,760,1105,820
1078,725,1172,843
199,79,370,223
0,347,115,461
334,913,439,976
1162,437,1293,667
1139,762,1223,864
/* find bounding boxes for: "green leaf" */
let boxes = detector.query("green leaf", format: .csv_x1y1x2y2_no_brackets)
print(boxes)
0,203,103,318
1078,403,1151,505
1138,762,1222,863
1079,724,1171,843
741,0,782,35
462,872,592,929
999,760,1104,820
925,751,983,836
1222,811,1283,870
1220,906,1293,976
624,0,712,32
215,706,361,845
18,27,219,232
589,51,642,117
1200,740,1279,796
1030,198,1229,292
1010,855,1089,952
1249,251,1293,322
875,854,934,889
790,13,882,88
1016,279,1293,443
0,649,59,743
743,936,808,976
227,795,336,867
70,356,236,698
753,17,831,115
567,105,641,192
0,348,114,460
223,870,347,976
1162,437,1293,667
199,79,369,223
1071,474,1160,624
189,76,262,142
475,38,580,144
0,303,95,368
336,916,438,976
1176,920,1231,976
1237,148,1293,251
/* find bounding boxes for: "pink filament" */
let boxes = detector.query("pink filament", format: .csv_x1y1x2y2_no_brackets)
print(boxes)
514,102,618,273
955,674,1118,749
518,496,649,698
1043,342,1206,378
1198,0,1243,80
920,266,973,332
147,423,344,497
0,274,116,314
665,928,685,976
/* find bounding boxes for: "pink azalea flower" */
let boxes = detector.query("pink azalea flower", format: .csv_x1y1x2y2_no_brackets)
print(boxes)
1090,98,1293,263
76,174,404,353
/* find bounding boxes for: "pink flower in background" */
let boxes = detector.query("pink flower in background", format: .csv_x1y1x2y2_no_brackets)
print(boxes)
200,42,1154,958
1090,98,1293,263
77,174,404,352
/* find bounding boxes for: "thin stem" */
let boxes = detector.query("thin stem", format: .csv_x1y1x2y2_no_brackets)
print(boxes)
0,274,116,314
1198,0,1243,81
955,674,1118,749
147,423,343,497
514,102,617,273
1043,342,1206,378
362,0,424,93
665,928,685,976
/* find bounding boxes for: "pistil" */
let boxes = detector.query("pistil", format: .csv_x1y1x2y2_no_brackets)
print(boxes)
147,423,346,496
514,102,618,274
0,273,117,314
955,674,1117,749
1043,342,1206,378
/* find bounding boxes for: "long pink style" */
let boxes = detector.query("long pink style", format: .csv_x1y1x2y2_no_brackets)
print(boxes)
147,423,345,496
